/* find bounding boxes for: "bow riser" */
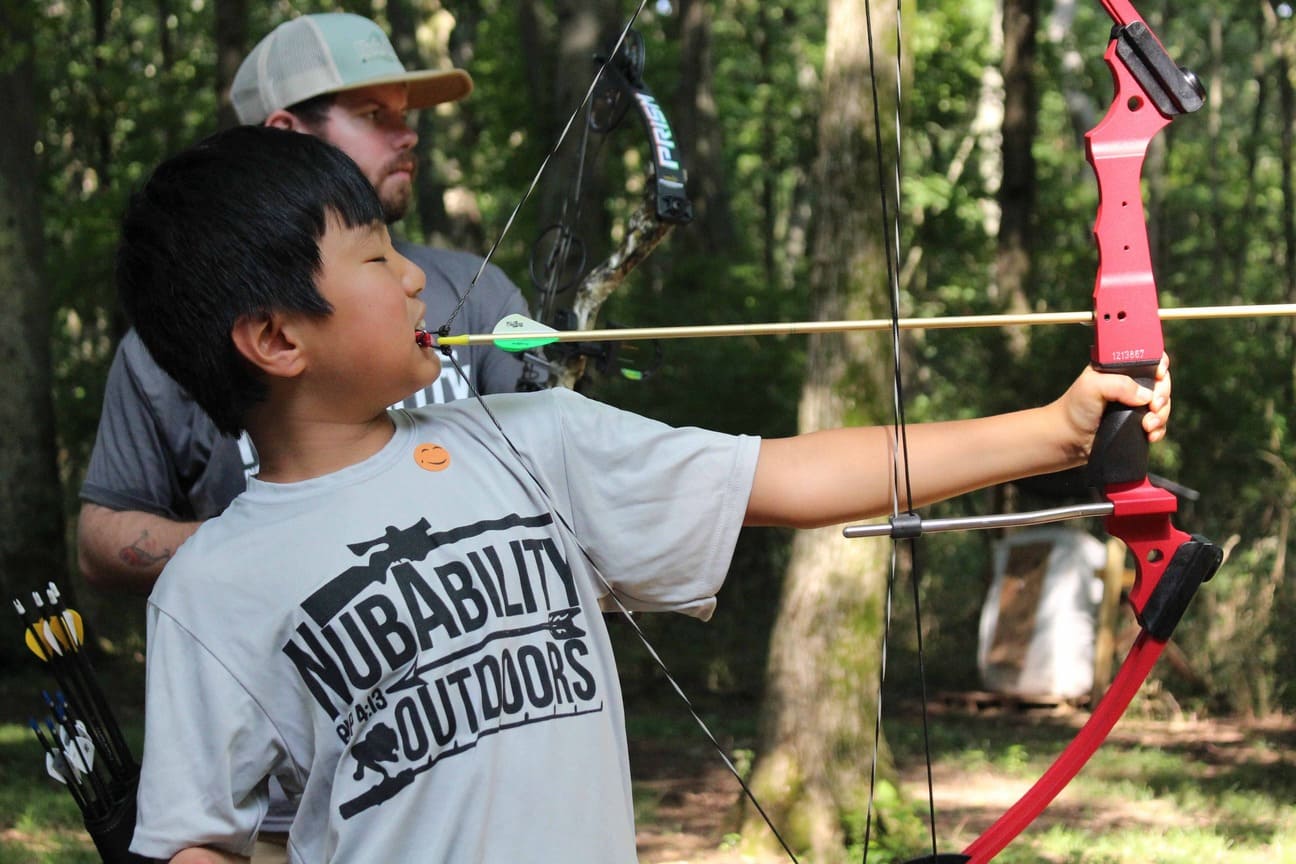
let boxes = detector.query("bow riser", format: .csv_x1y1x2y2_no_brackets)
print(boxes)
1086,47,1169,374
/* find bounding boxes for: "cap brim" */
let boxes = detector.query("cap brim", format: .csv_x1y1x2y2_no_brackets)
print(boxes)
332,68,474,108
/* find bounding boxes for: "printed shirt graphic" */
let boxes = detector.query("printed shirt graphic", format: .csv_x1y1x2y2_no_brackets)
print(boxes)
131,390,759,863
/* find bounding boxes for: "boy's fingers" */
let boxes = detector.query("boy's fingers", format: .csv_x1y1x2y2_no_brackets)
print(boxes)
1102,374,1154,407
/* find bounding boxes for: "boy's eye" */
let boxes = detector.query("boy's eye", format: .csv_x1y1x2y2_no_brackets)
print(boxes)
367,256,388,264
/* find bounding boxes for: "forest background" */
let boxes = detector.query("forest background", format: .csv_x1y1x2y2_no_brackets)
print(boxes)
2,0,1296,860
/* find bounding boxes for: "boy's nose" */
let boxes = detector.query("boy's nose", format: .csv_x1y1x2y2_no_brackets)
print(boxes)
405,260,426,296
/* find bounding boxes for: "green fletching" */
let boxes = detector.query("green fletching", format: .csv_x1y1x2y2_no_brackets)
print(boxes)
496,335,559,352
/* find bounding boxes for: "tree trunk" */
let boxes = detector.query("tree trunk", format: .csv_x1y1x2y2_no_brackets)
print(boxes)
214,0,248,130
673,0,735,252
742,0,903,859
389,0,484,252
0,0,68,651
996,0,1038,362
541,0,618,243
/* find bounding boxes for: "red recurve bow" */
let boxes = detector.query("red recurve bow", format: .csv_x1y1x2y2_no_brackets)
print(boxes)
865,2,1224,860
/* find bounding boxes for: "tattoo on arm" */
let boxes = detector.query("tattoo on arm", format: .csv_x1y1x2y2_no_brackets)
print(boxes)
118,530,173,568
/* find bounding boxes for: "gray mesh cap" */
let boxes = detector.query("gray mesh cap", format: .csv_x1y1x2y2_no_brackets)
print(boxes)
232,13,473,124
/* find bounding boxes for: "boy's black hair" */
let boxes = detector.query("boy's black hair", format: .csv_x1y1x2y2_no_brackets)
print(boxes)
116,125,385,435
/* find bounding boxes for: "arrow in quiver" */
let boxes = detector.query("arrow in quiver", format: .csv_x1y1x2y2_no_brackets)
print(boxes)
13,583,148,864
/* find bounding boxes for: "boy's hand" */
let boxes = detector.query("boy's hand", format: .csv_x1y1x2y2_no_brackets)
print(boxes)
1056,354,1172,461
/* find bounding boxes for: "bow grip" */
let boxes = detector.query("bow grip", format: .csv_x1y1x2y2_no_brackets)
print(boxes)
1087,362,1157,487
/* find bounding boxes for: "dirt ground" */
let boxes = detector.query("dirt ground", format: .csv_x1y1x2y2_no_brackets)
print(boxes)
631,713,1296,864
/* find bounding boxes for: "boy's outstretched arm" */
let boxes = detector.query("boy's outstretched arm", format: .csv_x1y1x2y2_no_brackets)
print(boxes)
167,848,249,864
745,358,1171,528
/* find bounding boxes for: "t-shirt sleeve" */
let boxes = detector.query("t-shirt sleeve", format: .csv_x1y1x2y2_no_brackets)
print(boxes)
131,603,276,859
523,389,760,620
79,331,247,520
80,333,185,517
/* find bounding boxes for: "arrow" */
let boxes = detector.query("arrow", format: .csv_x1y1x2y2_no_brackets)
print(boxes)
14,585,137,788
416,303,1296,353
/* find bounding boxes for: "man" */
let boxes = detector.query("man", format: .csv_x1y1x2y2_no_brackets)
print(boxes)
75,13,530,862
78,13,528,593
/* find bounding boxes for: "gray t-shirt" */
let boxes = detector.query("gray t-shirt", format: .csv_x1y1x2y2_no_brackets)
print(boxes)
130,390,759,863
81,242,528,519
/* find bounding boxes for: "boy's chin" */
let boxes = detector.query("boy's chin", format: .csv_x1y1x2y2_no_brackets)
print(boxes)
414,356,443,392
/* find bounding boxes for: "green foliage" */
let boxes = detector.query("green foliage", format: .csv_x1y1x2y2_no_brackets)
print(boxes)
23,0,1296,744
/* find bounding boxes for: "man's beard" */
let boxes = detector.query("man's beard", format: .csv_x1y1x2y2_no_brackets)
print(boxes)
380,184,411,223
379,157,417,224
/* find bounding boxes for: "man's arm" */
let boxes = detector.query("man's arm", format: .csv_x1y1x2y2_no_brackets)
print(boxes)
77,503,200,594
746,363,1170,529
78,330,245,593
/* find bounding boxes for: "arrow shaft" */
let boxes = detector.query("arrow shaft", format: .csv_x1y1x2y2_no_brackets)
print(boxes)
435,303,1296,347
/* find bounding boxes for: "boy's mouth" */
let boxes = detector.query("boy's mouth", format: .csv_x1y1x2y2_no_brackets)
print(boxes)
415,321,433,348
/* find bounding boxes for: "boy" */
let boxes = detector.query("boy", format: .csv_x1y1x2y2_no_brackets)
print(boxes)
123,126,1169,864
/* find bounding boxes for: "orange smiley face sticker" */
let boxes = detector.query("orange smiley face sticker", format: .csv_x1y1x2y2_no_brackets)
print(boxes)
413,443,451,472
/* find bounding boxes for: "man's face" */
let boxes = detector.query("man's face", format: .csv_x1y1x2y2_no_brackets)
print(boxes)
315,84,419,223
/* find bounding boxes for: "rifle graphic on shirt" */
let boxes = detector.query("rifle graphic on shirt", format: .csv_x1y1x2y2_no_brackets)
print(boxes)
388,607,586,694
301,514,557,626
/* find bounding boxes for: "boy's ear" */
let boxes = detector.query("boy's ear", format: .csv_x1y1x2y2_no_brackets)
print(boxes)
231,312,307,380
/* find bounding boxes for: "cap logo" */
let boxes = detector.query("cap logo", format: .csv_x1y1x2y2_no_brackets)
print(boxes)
356,32,397,65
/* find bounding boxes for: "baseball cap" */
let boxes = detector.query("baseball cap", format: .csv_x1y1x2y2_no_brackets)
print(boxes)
232,13,474,125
